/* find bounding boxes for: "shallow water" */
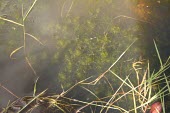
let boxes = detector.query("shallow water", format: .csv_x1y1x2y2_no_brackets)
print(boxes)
0,0,170,112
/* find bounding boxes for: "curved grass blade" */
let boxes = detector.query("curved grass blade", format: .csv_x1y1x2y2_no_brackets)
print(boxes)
10,46,24,59
25,33,44,45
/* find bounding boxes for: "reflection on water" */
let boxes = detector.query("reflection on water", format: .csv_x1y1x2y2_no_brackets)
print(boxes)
0,0,170,112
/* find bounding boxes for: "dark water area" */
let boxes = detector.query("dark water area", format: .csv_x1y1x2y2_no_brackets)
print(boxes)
0,0,170,113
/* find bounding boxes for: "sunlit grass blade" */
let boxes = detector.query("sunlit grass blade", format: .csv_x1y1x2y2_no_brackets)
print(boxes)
109,70,146,100
82,39,137,85
128,79,137,113
66,0,75,17
17,89,47,113
60,76,93,97
161,95,165,113
164,74,170,93
33,77,39,97
73,99,127,113
0,16,24,26
53,103,66,113
106,75,130,105
113,15,152,24
81,86,101,100
103,75,130,113
0,83,19,99
108,39,137,70
1,100,11,113
23,0,38,21
10,46,24,59
25,33,44,45
154,40,163,67
61,1,65,17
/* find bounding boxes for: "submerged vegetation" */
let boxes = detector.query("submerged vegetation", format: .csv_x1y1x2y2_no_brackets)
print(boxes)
0,0,170,113
2,42,170,112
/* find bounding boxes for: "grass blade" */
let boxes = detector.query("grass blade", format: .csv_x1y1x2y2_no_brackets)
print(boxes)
17,89,47,113
25,33,44,45
153,40,163,67
10,46,24,59
33,77,39,97
0,16,23,26
23,0,38,21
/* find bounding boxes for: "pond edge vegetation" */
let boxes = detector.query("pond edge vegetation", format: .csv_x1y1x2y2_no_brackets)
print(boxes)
0,0,170,112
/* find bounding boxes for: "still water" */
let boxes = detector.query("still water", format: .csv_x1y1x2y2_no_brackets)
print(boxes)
0,0,170,112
